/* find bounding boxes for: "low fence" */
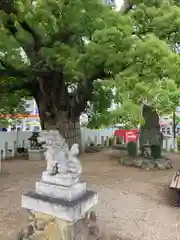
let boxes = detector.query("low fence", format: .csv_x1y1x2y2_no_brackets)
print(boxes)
81,127,114,147
0,129,177,162
0,131,31,161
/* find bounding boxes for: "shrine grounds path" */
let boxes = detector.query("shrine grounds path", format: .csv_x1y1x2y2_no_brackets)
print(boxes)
0,151,180,240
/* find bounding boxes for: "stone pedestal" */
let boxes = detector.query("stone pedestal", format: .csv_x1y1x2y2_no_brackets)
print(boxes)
35,181,87,201
19,130,99,240
18,210,101,240
21,185,98,240
28,149,45,161
21,175,98,239
22,189,98,222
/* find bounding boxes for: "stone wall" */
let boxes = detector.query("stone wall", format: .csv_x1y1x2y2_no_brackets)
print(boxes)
18,210,100,240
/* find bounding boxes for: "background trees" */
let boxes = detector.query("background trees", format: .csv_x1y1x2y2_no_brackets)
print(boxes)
88,0,180,150
123,0,180,148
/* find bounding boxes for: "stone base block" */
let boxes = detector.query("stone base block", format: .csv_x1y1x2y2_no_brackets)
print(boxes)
35,181,87,201
41,171,78,186
28,149,45,161
18,210,101,240
22,190,98,222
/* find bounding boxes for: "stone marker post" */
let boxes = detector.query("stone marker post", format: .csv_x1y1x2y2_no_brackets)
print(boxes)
19,130,99,240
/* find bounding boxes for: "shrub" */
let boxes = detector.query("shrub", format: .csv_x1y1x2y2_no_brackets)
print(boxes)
150,145,161,159
177,136,180,152
127,141,137,157
108,136,114,147
170,148,175,153
116,136,122,144
90,142,95,147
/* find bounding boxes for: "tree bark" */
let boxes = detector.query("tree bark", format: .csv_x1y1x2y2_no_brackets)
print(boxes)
43,114,82,150
33,77,82,149
139,105,162,152
36,103,82,149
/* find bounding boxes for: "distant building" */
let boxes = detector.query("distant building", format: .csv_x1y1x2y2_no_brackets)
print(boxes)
21,99,41,132
160,108,180,136
103,0,116,8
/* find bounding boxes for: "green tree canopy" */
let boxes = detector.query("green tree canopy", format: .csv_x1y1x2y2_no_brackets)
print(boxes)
87,0,180,129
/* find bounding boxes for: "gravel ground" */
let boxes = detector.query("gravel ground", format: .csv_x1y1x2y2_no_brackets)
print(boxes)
0,151,180,240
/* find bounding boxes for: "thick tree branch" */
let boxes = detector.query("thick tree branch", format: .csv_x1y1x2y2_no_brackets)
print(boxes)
44,30,75,49
0,0,16,14
71,69,109,117
0,59,63,78
5,16,42,57
0,59,29,78
0,79,36,95
19,21,42,52
1,0,42,57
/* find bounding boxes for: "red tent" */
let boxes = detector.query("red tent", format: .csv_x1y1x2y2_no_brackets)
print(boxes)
114,129,138,144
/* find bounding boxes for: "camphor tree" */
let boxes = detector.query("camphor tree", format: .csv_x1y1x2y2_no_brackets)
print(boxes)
0,0,123,147
121,0,180,149
88,0,180,152
0,0,180,148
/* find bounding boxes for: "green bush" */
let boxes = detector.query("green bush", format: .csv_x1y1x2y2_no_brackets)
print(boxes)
108,136,114,147
177,136,180,152
127,141,137,157
150,145,161,159
116,136,122,144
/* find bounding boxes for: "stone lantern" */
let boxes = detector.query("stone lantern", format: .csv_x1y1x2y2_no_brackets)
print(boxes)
28,132,40,149
28,132,45,161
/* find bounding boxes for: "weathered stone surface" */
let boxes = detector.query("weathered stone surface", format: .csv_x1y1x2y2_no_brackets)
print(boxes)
146,160,156,170
123,159,133,166
35,219,47,231
44,222,61,240
22,190,98,222
34,212,55,222
119,156,124,165
138,159,155,170
119,154,172,171
17,224,34,240
141,160,149,170
30,231,48,240
156,158,173,170
132,159,143,168
120,156,133,166
37,130,82,186
156,162,166,170
139,105,162,149
166,160,173,169
19,210,101,240
28,215,35,223
35,181,87,201
20,130,99,240
28,149,45,161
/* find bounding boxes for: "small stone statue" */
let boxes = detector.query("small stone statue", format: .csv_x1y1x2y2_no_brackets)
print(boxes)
38,130,82,185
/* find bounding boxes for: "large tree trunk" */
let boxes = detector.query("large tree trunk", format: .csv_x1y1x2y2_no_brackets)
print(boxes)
37,101,82,149
139,105,163,152
44,114,82,149
33,75,83,149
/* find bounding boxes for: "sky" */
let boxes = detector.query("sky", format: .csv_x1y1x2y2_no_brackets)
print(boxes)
115,0,123,10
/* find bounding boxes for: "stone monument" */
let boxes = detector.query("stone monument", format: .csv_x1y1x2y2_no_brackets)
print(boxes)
28,132,45,161
19,130,99,240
